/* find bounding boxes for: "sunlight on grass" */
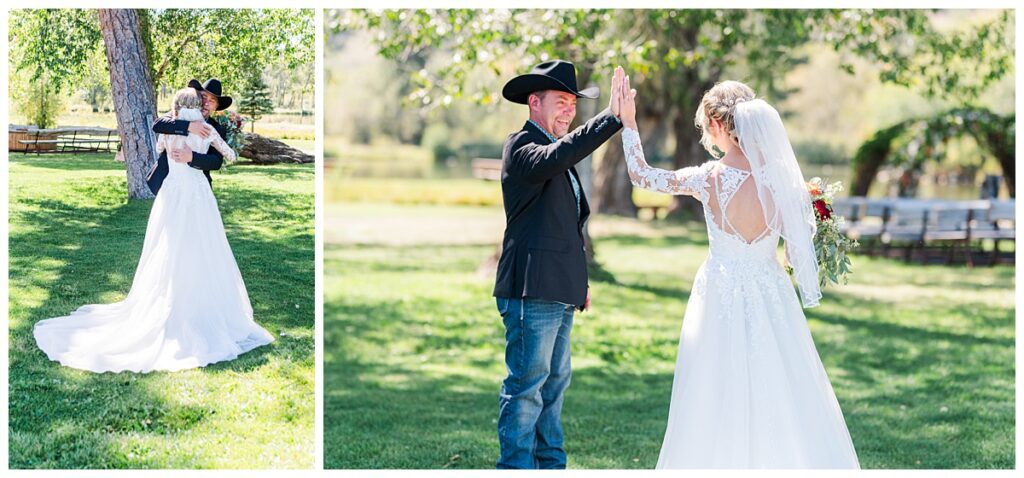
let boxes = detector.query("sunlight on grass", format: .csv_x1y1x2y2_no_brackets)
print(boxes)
326,176,502,206
324,201,1014,469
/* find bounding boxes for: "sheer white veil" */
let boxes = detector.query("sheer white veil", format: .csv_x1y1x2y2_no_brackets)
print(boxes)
733,99,821,308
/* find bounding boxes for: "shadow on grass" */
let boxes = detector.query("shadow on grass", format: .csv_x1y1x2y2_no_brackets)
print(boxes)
225,163,315,182
596,231,709,249
324,237,1013,469
8,178,313,468
807,304,1013,350
812,293,1014,469
323,297,673,469
588,260,691,304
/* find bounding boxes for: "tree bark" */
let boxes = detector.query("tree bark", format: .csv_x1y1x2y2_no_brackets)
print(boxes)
99,9,158,200
239,133,314,164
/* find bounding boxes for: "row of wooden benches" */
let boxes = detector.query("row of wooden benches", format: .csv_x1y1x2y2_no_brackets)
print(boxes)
835,197,1015,266
9,126,120,154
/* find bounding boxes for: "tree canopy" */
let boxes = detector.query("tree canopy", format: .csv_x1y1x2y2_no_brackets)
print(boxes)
148,9,314,93
330,9,1013,213
8,8,314,122
331,9,1011,108
850,107,1014,197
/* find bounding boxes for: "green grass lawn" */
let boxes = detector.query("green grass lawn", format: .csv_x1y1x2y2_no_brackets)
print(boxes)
324,171,670,209
8,153,315,469
324,202,1015,469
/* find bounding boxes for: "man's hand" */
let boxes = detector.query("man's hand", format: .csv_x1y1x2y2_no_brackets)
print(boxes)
618,67,638,130
583,287,592,312
188,121,211,138
171,146,193,164
610,66,623,118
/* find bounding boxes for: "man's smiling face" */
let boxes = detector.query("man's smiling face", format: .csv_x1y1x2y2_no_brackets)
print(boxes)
530,90,577,138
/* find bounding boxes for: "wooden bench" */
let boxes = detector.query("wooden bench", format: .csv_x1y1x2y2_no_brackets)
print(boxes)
836,197,1015,266
471,158,503,181
15,126,120,155
968,199,1016,265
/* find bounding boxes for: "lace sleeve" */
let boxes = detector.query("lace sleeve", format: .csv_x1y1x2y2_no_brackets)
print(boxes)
209,134,236,163
622,127,711,198
156,134,167,156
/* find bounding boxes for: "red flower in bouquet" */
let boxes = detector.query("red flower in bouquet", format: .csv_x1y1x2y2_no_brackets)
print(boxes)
211,110,246,159
813,199,832,220
801,177,858,287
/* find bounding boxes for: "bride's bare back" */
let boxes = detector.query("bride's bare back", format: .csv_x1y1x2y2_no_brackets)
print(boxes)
705,156,770,245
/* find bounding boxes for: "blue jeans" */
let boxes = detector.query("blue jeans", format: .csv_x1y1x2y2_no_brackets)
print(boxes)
496,297,575,469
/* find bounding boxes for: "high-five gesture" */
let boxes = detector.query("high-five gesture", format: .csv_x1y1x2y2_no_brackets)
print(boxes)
615,66,638,130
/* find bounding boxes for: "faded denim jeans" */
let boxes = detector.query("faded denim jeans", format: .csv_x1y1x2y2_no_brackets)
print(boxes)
496,297,574,469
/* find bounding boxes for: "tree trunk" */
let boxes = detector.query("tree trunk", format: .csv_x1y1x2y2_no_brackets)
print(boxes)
574,67,599,263
850,149,889,197
239,133,314,164
592,102,671,217
995,151,1014,198
592,135,635,216
850,123,904,196
981,127,1015,197
578,67,631,217
99,9,158,200
666,78,712,220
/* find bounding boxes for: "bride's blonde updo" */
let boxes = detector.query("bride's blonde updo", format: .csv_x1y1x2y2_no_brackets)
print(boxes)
171,88,203,119
695,80,756,157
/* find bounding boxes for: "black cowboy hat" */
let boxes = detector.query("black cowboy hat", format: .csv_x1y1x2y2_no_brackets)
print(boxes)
502,60,599,105
187,78,233,110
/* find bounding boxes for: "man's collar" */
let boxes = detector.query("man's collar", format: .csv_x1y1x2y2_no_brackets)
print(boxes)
526,119,558,144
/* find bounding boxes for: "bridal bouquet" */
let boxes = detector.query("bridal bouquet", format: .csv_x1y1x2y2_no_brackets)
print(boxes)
806,178,857,287
211,110,245,160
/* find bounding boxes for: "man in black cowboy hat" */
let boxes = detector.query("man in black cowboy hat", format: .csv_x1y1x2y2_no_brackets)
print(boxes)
493,60,622,469
148,78,234,195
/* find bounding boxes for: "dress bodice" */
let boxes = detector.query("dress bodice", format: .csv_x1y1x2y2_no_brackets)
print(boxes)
622,127,781,269
699,163,780,266
155,109,235,184
165,134,215,176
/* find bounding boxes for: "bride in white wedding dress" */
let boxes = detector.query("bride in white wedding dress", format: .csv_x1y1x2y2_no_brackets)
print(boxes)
34,88,274,373
613,69,859,468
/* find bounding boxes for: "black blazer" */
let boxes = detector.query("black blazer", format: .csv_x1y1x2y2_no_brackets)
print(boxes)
147,115,226,196
493,108,622,306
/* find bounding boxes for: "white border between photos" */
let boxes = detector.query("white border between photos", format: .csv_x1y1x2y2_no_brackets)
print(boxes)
2,0,1022,476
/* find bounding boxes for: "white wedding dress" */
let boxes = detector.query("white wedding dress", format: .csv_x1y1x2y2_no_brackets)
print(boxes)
34,108,274,373
622,119,859,468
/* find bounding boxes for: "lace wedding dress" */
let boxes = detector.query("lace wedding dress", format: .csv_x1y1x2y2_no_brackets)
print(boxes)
34,108,274,373
622,110,859,468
